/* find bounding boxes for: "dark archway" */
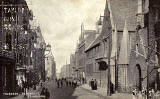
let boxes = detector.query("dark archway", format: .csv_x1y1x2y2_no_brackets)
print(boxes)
135,64,142,91
98,61,108,71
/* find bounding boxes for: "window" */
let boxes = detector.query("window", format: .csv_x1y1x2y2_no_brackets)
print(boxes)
87,52,89,58
86,64,93,75
138,0,143,14
6,33,12,50
137,0,145,27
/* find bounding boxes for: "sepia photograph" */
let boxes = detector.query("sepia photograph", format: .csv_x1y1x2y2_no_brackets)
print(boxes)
0,0,160,99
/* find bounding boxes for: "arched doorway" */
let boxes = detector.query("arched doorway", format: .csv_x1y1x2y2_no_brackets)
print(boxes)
135,64,142,91
98,61,108,71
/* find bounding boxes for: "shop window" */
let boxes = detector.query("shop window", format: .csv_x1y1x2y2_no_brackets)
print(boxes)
6,33,12,50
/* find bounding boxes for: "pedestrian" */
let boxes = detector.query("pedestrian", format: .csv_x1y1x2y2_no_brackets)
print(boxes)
57,79,60,88
40,87,46,99
149,89,155,99
155,90,160,99
71,80,74,87
132,89,138,99
66,80,69,87
60,79,63,88
90,79,94,90
82,78,85,84
69,81,71,87
74,79,77,88
93,79,97,90
45,88,50,99
142,87,147,99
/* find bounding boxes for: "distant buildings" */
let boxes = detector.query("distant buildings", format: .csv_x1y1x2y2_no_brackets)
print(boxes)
60,64,72,78
45,51,56,80
70,54,76,78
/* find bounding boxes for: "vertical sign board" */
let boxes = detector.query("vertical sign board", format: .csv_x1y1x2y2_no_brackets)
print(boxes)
2,3,25,50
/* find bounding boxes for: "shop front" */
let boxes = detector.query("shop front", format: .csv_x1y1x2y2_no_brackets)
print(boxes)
0,54,16,96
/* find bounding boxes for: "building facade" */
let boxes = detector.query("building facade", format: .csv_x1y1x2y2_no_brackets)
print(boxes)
85,0,160,93
45,52,56,81
33,26,46,82
0,0,32,95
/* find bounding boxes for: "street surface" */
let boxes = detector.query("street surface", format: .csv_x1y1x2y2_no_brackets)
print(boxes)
46,81,105,99
1,81,105,99
49,86,104,99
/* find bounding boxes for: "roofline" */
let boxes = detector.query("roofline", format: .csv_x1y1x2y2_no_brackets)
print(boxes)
85,43,100,52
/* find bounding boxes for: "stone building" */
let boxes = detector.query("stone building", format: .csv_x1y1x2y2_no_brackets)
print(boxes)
85,0,112,91
45,52,56,81
75,23,99,81
84,0,160,94
70,54,76,78
93,0,160,93
60,64,71,78
32,26,46,81
0,0,32,95
109,0,160,93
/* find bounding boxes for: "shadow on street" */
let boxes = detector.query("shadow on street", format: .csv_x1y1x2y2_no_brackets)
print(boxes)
50,86,78,99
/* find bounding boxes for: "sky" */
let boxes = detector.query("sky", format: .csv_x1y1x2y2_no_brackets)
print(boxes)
26,0,106,73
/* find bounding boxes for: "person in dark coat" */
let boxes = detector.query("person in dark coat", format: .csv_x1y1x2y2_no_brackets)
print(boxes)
69,81,71,87
45,88,50,99
57,79,60,88
93,79,97,90
60,79,63,88
90,79,94,90
40,87,45,99
66,80,69,87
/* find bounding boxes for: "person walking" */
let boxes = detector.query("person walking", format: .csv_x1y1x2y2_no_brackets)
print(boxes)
57,79,60,88
69,80,71,87
66,80,69,87
142,87,147,99
90,79,94,90
149,89,155,99
93,79,97,90
40,87,46,99
45,88,50,99
60,79,63,88
132,89,138,99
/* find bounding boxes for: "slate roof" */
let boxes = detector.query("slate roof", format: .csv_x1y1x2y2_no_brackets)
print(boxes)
110,0,137,31
85,0,112,52
118,21,130,64
86,0,137,52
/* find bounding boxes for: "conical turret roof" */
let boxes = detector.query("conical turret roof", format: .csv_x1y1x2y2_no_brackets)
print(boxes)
110,25,117,65
118,20,130,65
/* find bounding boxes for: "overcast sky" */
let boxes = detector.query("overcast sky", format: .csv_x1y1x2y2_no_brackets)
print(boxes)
26,0,106,73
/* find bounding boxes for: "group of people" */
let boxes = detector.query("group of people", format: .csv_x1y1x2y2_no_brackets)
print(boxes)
132,88,160,99
56,78,78,88
40,87,50,99
89,79,98,90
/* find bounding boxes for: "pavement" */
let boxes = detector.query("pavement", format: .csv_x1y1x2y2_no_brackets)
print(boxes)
80,84,133,99
0,81,140,99
8,87,41,99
